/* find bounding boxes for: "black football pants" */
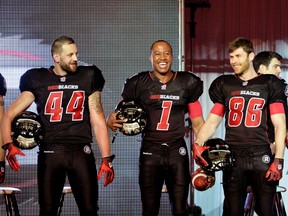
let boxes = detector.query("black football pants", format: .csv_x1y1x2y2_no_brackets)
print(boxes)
222,145,277,216
139,138,190,216
37,143,99,216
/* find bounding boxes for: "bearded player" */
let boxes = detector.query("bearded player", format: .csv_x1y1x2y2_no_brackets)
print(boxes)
1,36,114,216
107,40,205,216
193,38,286,216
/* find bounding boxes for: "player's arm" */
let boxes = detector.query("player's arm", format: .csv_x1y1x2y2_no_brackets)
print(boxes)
270,103,286,159
1,91,35,171
193,103,224,166
0,95,5,183
0,95,5,162
89,91,111,157
265,102,286,181
194,103,224,145
89,91,115,187
188,100,204,137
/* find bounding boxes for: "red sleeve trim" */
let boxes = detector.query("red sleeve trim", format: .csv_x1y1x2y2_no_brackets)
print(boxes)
269,102,285,115
188,100,203,118
210,103,225,117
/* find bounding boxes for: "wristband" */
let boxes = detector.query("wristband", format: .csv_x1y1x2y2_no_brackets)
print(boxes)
2,143,12,150
103,154,115,162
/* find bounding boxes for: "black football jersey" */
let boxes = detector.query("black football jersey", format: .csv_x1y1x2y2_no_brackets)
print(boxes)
20,65,105,144
209,74,287,146
266,76,288,143
0,73,7,96
121,71,203,142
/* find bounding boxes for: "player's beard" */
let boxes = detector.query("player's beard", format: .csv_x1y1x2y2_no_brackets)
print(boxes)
233,61,249,76
60,61,77,74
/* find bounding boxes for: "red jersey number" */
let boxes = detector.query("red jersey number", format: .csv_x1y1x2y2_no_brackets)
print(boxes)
228,97,265,127
45,91,85,122
157,101,172,131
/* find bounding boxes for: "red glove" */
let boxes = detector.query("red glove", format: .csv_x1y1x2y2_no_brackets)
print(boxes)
2,143,25,172
265,158,284,181
97,154,115,187
192,144,210,167
0,161,5,184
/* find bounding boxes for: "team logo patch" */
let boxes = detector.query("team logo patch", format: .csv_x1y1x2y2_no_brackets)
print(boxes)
60,77,66,82
179,147,186,156
83,145,91,154
262,155,270,164
285,85,288,96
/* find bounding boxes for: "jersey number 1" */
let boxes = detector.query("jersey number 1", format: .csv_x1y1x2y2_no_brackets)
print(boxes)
157,101,172,130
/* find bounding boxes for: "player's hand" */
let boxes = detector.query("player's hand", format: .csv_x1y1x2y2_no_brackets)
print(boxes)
107,112,126,132
265,158,284,181
3,143,25,172
0,161,5,184
97,154,115,187
192,144,210,167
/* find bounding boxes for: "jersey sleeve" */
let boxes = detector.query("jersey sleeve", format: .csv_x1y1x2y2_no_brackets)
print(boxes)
0,73,7,96
90,65,105,92
268,75,287,104
121,73,141,99
209,75,225,104
186,72,203,102
19,69,36,93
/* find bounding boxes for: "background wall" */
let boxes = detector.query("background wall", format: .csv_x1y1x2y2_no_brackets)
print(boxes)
0,1,180,215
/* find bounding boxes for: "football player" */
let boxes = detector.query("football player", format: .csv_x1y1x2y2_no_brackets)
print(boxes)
253,51,288,150
0,74,7,184
107,40,205,216
193,38,286,216
1,36,114,216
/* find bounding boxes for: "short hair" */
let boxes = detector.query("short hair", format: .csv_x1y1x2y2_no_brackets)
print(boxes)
228,38,254,54
253,51,283,72
150,40,173,55
51,36,75,55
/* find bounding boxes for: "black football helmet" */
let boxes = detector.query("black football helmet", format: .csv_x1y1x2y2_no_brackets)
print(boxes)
11,111,44,149
201,138,233,172
115,99,147,136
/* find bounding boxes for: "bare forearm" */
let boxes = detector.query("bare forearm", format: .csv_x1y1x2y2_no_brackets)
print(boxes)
89,91,111,157
271,113,286,158
195,113,222,145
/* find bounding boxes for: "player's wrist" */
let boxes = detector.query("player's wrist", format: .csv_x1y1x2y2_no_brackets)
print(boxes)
103,154,115,162
2,142,13,150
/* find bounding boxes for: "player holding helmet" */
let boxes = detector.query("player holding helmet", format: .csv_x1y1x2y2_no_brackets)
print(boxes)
193,38,286,216
107,40,205,216
1,36,114,216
